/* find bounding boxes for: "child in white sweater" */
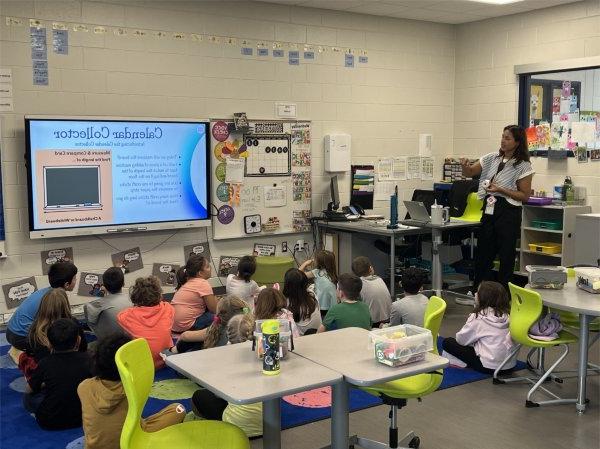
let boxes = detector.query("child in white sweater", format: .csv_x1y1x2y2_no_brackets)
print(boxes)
442,281,518,374
226,256,261,310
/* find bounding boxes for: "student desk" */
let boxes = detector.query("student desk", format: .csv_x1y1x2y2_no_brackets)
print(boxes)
314,219,428,297
531,282,600,413
165,342,342,449
294,327,449,448
400,219,480,297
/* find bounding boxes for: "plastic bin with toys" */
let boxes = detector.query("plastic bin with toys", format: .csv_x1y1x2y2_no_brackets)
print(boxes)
369,324,433,367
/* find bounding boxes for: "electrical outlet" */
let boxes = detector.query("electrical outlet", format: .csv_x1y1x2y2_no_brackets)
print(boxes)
282,242,288,252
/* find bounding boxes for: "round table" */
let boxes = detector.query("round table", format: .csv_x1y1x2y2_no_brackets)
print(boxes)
531,282,600,413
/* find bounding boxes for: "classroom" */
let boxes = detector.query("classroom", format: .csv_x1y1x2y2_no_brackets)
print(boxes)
0,1,599,448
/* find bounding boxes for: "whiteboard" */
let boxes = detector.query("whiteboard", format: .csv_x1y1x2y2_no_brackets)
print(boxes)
210,119,312,240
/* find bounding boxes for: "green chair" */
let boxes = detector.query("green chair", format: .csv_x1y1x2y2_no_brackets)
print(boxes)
116,338,250,449
251,256,295,286
493,283,578,407
454,193,483,222
358,296,447,449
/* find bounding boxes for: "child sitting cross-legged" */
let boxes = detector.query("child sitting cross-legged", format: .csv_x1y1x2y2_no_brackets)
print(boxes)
282,268,321,336
78,334,186,449
318,273,371,332
24,318,92,430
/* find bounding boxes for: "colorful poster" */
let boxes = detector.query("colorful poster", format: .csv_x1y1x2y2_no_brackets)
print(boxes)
152,263,180,287
2,277,37,310
111,247,143,273
218,256,241,277
40,247,74,275
183,242,211,262
530,84,543,120
77,272,104,297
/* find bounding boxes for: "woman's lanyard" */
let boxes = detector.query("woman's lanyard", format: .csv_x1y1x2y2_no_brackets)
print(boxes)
485,156,510,215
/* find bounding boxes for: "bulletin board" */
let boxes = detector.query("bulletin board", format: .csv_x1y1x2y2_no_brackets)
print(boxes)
210,119,312,240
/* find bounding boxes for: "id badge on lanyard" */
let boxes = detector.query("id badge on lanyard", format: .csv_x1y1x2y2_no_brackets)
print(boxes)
485,196,497,215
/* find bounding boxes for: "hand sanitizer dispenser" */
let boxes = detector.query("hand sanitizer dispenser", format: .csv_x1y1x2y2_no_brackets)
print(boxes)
324,134,351,172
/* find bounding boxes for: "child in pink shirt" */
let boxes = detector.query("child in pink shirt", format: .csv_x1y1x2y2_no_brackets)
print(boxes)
171,255,218,333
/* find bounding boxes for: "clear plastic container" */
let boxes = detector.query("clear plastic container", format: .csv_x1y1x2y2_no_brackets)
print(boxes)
253,319,294,359
575,268,600,294
369,324,433,367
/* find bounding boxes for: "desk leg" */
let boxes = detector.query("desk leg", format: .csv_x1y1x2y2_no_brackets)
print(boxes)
431,228,442,297
331,381,349,449
577,314,591,414
390,235,396,298
263,397,281,449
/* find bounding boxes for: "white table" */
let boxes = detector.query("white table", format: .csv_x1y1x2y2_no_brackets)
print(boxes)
294,328,449,448
165,341,342,449
400,219,480,297
532,282,600,413
314,219,428,297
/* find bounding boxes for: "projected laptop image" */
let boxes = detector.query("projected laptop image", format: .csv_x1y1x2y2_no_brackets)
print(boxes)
43,166,102,211
403,201,431,224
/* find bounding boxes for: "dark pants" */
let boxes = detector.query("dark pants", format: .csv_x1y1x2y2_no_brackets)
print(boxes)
23,391,44,414
442,337,513,375
192,388,228,420
473,197,521,291
6,328,31,352
192,312,215,331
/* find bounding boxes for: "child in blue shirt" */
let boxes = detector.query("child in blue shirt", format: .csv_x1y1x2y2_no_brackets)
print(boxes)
300,250,338,318
7,261,78,352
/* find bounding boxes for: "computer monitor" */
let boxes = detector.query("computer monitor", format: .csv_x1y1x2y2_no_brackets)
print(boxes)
330,176,340,210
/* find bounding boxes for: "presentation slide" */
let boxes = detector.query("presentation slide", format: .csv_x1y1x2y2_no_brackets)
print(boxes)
27,119,209,231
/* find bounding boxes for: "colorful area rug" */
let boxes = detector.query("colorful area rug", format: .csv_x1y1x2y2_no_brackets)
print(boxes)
0,334,523,448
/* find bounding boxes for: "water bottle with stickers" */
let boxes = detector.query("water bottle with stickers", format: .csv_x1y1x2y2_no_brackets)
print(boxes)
261,320,280,376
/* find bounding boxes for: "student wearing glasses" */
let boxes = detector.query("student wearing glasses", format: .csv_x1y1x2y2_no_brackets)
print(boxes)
460,125,534,291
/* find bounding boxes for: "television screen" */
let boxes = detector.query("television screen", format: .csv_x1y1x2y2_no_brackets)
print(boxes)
25,116,211,239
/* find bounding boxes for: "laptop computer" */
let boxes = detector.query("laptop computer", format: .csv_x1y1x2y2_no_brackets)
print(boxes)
403,200,431,224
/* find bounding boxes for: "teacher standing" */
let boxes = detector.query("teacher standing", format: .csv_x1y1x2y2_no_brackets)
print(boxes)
460,125,534,290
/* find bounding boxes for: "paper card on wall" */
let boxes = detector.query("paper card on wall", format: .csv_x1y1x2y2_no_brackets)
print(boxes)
77,272,104,297
253,243,276,256
2,277,38,310
377,158,392,181
560,98,570,114
0,83,12,98
576,147,588,163
406,156,421,180
218,256,241,277
111,247,143,274
392,157,407,181
30,27,47,60
0,68,13,83
421,157,434,181
225,157,245,184
32,60,48,86
40,247,74,275
0,98,14,112
152,263,180,287
184,242,211,262
570,122,596,144
419,134,432,157
374,180,396,201
52,29,68,55
264,185,287,207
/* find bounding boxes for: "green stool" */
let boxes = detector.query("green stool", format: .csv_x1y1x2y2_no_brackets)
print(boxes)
251,256,295,287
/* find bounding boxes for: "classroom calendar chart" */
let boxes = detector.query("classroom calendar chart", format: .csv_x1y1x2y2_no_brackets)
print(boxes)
210,120,312,240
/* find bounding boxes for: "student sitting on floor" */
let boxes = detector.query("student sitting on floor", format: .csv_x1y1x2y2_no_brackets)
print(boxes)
84,267,131,340
172,295,248,353
226,255,261,310
318,273,371,332
171,255,218,334
117,276,174,369
191,313,263,437
351,256,392,327
282,268,321,335
254,287,300,337
390,267,429,327
299,250,338,318
24,319,92,430
7,261,78,353
442,281,518,374
78,334,186,449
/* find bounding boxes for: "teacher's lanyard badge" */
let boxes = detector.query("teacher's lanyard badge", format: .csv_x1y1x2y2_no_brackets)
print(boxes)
485,159,507,215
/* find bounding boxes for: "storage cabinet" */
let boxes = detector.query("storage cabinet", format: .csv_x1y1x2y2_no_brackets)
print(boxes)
519,204,592,273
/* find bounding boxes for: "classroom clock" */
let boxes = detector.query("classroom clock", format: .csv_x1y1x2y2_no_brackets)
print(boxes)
244,214,262,234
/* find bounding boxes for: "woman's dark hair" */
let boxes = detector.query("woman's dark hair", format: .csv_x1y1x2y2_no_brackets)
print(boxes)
283,268,317,322
48,261,78,288
254,287,287,320
129,276,162,307
93,333,132,381
502,125,529,164
475,281,510,317
237,256,257,282
102,267,125,294
176,255,208,289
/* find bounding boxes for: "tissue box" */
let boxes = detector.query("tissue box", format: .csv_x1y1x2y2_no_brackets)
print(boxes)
575,268,600,294
369,324,433,367
526,265,567,289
